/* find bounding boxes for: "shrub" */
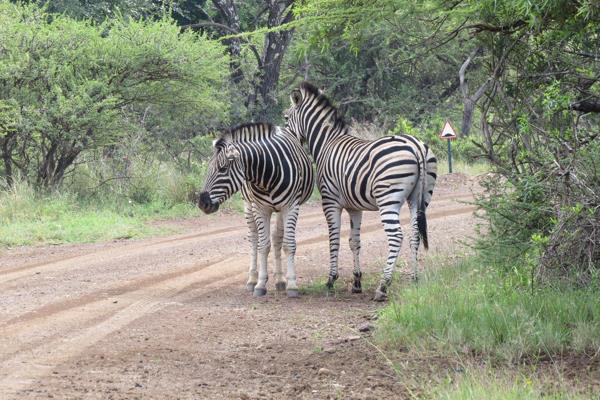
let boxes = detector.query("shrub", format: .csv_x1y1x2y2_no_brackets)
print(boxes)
0,1,230,189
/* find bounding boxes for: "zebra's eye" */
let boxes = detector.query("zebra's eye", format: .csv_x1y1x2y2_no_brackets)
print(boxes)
218,165,228,173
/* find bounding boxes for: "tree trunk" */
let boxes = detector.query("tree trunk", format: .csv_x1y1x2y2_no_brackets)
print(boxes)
211,0,244,85
253,1,294,119
37,141,81,189
211,0,294,120
0,133,14,187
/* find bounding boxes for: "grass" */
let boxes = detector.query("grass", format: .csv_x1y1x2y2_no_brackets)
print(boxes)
376,256,600,364
0,183,192,246
0,178,248,247
0,156,489,248
299,270,383,296
433,371,589,400
436,159,490,176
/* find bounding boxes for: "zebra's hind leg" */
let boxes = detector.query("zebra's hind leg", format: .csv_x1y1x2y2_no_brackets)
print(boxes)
374,203,404,302
253,209,272,297
347,209,363,293
408,200,421,282
272,211,286,292
244,203,258,292
323,204,342,290
282,203,301,298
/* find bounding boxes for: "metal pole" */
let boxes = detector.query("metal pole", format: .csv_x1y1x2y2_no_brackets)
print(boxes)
447,139,453,173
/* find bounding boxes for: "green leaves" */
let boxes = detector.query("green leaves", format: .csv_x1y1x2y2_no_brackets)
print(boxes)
0,1,230,188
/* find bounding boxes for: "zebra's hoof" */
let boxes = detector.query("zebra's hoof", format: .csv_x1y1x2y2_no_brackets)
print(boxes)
253,287,267,297
246,283,256,292
326,274,338,290
412,274,419,283
373,289,388,302
275,281,287,292
351,286,362,294
286,289,299,298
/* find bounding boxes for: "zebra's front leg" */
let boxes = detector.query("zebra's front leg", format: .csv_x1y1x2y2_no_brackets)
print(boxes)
324,204,342,289
272,211,286,292
253,209,272,297
244,202,258,292
348,210,363,293
282,204,301,298
375,204,404,302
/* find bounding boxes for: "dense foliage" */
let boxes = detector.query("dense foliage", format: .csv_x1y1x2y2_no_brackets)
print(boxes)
0,1,230,188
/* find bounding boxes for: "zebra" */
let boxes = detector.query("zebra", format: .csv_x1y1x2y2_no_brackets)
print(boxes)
197,122,314,297
284,82,437,301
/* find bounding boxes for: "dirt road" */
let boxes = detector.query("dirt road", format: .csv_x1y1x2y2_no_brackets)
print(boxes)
0,174,479,399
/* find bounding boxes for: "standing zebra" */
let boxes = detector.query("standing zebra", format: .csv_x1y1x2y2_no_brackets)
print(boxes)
284,82,437,301
197,122,314,297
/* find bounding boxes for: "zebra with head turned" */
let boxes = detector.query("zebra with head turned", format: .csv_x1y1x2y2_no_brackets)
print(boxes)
197,122,314,297
284,82,437,301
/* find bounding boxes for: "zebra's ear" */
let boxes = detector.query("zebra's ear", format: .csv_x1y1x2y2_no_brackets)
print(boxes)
290,89,302,106
225,144,240,161
213,138,226,149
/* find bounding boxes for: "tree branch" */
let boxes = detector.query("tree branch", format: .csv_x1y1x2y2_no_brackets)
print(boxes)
570,100,600,113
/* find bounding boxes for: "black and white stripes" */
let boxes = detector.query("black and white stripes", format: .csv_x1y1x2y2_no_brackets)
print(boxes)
198,122,314,297
285,82,437,301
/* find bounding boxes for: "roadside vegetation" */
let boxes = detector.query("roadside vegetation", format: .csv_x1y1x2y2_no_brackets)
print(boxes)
378,256,600,362
376,253,600,398
433,373,589,400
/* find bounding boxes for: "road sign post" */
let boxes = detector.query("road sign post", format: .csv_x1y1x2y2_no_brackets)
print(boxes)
447,139,453,173
439,120,457,174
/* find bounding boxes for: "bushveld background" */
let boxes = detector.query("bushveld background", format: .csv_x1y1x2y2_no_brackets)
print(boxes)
0,0,598,398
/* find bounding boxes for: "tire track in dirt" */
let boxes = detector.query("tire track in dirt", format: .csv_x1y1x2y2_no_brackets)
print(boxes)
0,193,474,283
299,205,477,247
0,263,249,397
2,256,228,328
2,203,475,330
1,204,475,348
0,201,476,397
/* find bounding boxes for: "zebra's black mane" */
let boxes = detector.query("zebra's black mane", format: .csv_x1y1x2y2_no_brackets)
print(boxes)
299,81,347,130
214,122,276,149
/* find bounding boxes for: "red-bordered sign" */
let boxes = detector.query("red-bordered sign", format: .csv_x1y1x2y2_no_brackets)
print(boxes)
439,120,457,140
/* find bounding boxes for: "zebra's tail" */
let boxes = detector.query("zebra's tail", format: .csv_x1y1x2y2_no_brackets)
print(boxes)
417,146,429,250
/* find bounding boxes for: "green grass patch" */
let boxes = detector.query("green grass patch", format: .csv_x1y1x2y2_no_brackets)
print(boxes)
377,256,600,363
0,179,249,247
437,159,490,176
0,181,200,247
299,270,392,297
433,371,587,400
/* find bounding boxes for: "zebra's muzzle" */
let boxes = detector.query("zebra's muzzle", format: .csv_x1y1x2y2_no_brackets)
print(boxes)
197,191,219,214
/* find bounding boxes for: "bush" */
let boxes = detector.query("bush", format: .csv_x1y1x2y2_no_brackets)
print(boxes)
0,1,230,189
475,140,600,288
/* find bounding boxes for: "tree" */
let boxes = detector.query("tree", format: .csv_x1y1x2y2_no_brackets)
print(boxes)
176,0,296,121
18,0,163,21
0,1,230,188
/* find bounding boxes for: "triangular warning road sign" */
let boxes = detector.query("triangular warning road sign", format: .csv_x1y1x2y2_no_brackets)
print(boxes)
440,120,457,140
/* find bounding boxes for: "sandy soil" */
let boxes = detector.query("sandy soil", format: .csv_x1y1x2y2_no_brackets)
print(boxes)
1,174,483,399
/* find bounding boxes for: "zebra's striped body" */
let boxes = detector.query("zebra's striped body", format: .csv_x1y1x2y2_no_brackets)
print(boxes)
198,123,314,297
285,82,437,300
